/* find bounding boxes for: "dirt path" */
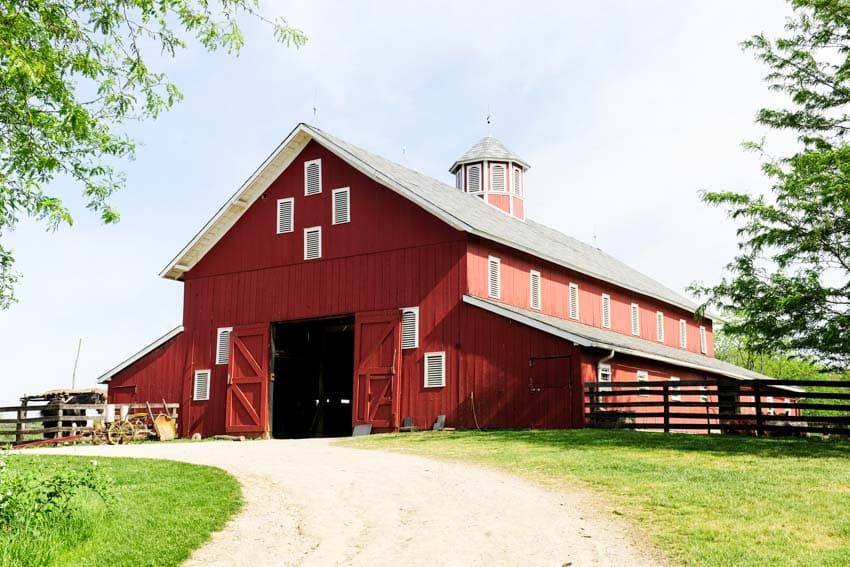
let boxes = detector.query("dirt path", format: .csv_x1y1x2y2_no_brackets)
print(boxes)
37,439,662,566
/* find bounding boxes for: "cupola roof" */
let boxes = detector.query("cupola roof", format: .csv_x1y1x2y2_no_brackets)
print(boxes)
449,136,530,173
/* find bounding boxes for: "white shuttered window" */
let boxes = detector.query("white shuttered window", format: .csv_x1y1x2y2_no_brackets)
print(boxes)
699,326,708,354
424,352,446,388
216,327,232,365
487,256,501,299
529,270,541,310
656,311,665,342
304,159,322,195
630,303,640,336
401,307,419,349
193,370,211,401
569,283,580,320
276,198,294,234
332,188,350,225
491,163,506,192
304,227,322,260
601,294,611,328
637,370,649,395
679,319,688,348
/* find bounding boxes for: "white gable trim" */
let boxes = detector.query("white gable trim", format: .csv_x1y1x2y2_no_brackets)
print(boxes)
96,326,183,383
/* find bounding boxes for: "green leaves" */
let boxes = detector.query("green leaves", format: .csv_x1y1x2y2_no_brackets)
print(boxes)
0,1,306,307
696,0,850,369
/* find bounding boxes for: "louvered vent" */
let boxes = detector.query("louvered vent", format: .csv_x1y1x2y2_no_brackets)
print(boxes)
304,159,322,195
601,294,611,328
216,327,232,365
656,312,665,342
491,164,506,192
569,283,580,320
468,165,482,193
423,352,446,388
276,198,294,234
332,188,350,225
304,227,322,260
513,167,521,195
193,370,211,401
630,303,640,336
699,326,707,354
529,271,541,310
679,320,687,348
455,169,463,190
487,256,500,299
401,307,419,349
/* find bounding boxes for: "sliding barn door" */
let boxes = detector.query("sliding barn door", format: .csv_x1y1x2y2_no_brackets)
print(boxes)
226,324,270,436
353,311,401,430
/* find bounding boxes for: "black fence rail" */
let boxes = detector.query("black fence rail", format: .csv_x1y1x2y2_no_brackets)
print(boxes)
584,378,850,437
0,402,179,445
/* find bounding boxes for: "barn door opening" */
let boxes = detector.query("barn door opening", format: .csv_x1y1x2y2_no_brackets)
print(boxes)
225,324,270,436
528,354,573,428
271,316,355,438
352,310,401,432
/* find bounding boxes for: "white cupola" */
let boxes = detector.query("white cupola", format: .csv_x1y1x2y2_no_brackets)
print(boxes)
450,136,530,220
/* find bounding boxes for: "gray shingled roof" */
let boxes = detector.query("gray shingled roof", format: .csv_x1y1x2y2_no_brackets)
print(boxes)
306,124,702,315
464,295,804,391
449,136,530,172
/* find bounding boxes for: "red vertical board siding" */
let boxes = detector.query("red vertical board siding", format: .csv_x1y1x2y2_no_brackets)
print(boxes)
466,237,715,356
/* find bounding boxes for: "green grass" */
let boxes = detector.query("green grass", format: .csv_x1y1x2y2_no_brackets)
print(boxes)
342,429,850,566
0,456,242,567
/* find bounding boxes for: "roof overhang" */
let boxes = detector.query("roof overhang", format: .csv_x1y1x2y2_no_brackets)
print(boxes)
97,326,183,384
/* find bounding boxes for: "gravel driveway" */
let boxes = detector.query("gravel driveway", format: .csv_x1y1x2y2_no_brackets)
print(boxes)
38,439,661,566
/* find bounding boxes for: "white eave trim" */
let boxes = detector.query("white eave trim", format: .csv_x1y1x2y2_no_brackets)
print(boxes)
97,325,184,384
462,295,800,392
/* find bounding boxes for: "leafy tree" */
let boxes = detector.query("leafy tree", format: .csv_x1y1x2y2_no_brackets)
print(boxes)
0,1,306,308
693,0,850,369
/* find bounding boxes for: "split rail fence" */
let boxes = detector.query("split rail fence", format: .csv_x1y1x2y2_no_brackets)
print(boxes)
584,378,850,436
0,401,179,445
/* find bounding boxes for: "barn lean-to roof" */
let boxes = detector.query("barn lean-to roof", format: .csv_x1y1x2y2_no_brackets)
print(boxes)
97,325,183,384
160,123,705,317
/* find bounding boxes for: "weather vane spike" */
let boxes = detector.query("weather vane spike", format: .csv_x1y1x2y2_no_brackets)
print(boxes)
486,105,492,135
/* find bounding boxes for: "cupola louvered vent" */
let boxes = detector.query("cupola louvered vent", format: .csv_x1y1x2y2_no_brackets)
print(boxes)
491,163,506,192
304,159,322,195
332,188,350,225
216,327,232,365
569,283,580,320
423,352,446,388
276,198,294,234
401,307,419,349
630,303,640,336
193,369,211,401
304,227,322,260
529,271,541,310
601,294,611,329
468,165,481,193
487,256,501,299
512,167,522,195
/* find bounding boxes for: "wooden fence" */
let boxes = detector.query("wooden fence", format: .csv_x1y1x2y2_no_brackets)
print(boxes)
0,401,179,445
585,378,850,436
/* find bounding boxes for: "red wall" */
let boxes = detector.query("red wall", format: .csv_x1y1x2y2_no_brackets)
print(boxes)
107,333,187,407
467,238,715,357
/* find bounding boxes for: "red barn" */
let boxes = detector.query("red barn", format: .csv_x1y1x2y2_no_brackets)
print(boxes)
97,123,796,438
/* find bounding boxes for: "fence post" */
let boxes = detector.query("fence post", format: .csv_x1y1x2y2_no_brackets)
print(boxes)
663,384,670,433
754,382,763,437
15,400,27,444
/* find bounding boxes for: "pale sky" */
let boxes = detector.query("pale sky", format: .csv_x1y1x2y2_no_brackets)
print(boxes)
0,1,793,402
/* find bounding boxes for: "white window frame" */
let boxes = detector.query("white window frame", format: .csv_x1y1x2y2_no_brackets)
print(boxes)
490,163,507,192
332,187,351,225
597,363,612,393
529,270,541,310
636,370,649,396
215,327,233,365
679,319,688,348
569,283,580,320
423,351,446,388
467,164,482,193
656,311,665,342
699,325,708,354
400,307,419,350
276,197,294,234
630,303,640,336
487,256,501,299
601,293,611,329
304,226,322,260
670,376,681,401
193,369,211,402
304,158,322,196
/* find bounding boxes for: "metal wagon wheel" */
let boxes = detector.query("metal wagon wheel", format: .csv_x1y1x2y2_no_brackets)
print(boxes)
107,421,133,445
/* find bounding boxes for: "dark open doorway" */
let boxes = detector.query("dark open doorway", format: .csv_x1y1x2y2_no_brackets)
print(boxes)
271,316,355,438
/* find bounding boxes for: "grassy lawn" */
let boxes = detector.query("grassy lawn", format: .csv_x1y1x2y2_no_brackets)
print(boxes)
0,455,241,567
343,429,850,566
